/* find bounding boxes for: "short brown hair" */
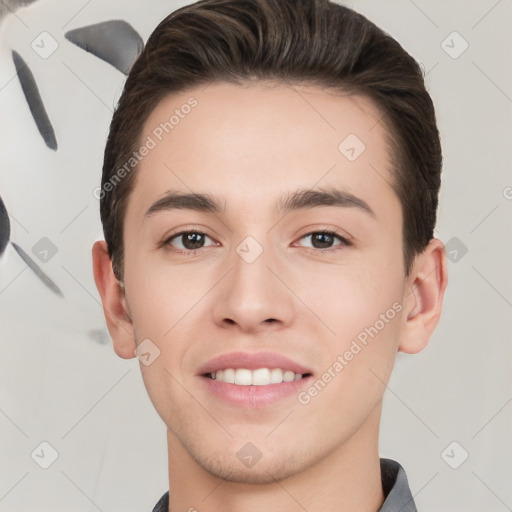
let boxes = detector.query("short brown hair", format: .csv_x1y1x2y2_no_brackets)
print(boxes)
100,0,442,281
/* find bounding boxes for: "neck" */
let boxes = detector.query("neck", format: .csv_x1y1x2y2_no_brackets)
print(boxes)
166,402,385,512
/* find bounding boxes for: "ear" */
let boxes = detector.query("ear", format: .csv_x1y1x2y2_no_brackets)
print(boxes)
398,237,448,354
92,240,136,359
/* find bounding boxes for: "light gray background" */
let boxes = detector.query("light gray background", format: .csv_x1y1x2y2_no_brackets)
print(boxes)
0,1,511,511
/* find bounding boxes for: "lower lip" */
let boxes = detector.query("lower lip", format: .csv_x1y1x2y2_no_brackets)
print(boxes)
200,375,313,408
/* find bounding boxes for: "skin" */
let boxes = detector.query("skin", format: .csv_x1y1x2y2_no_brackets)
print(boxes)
93,81,448,512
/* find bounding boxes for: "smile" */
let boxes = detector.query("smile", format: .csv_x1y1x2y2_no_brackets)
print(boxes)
207,368,309,385
197,350,314,407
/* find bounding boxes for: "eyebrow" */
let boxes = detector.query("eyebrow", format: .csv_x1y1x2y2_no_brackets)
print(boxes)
144,186,376,219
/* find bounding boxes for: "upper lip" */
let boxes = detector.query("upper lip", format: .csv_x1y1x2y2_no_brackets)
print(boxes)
196,351,314,376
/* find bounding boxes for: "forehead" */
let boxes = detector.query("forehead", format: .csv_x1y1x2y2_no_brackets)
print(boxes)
127,81,397,224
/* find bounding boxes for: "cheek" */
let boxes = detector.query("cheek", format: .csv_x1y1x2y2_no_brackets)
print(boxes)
297,256,404,340
298,270,403,425
124,247,202,336
296,254,405,406
124,253,214,400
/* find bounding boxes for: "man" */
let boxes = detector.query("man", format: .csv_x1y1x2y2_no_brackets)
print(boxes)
92,0,448,510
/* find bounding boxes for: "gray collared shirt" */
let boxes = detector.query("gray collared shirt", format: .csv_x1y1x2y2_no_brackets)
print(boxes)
151,458,417,512
378,458,417,512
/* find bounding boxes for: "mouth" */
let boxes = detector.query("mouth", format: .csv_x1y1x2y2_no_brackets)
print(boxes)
197,351,314,408
204,367,312,385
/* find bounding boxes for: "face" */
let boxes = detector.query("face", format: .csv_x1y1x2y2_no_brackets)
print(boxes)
119,81,410,483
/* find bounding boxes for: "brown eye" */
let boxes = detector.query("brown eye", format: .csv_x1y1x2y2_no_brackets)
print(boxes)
164,230,215,252
298,230,350,251
311,232,336,249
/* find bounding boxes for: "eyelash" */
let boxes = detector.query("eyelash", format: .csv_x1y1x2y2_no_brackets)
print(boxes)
160,228,352,255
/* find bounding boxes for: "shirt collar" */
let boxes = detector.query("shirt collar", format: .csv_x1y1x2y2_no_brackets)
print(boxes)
151,458,417,512
378,458,417,512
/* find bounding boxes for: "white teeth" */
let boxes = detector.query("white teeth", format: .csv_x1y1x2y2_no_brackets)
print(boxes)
283,370,295,382
252,368,271,386
222,368,235,383
270,368,283,384
234,368,252,385
210,368,304,385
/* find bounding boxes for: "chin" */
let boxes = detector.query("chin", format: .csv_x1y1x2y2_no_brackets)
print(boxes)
184,439,318,485
201,455,303,484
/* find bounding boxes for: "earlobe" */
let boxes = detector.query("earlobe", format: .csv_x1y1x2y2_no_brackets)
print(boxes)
398,238,448,354
92,240,136,359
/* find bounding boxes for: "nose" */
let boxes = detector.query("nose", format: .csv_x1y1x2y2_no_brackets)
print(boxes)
211,237,295,334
